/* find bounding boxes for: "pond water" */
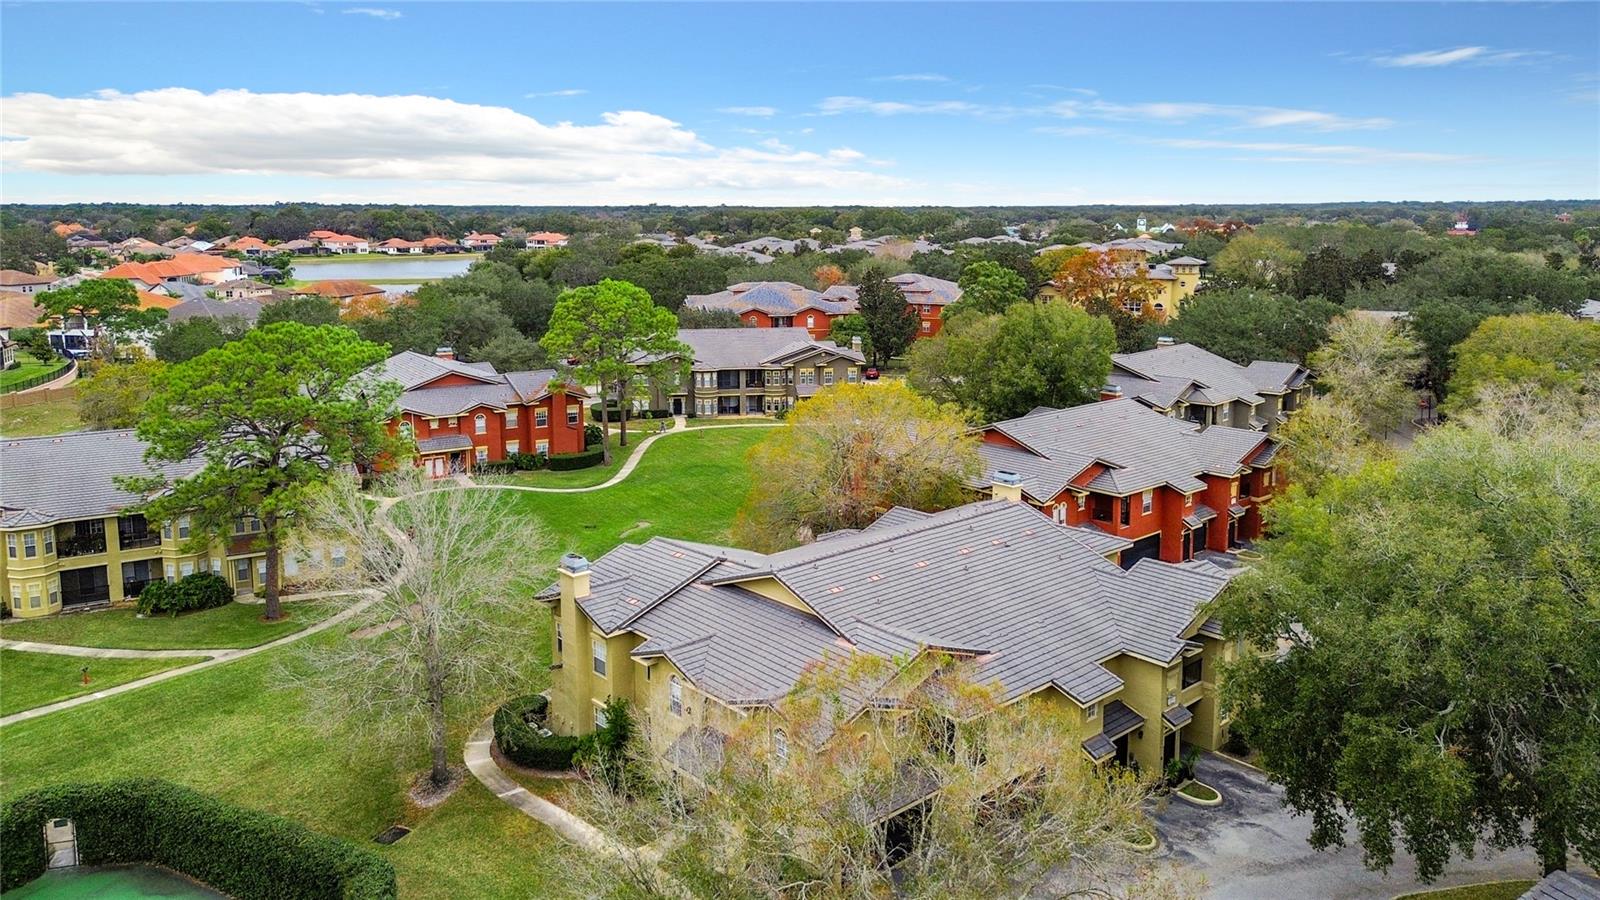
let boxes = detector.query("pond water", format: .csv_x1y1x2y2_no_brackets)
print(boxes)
7,864,225,898
292,256,475,282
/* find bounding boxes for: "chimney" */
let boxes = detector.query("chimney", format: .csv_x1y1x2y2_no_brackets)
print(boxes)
851,336,863,353
990,470,1024,504
558,553,590,602
1100,383,1123,402
435,346,456,361
1155,336,1175,347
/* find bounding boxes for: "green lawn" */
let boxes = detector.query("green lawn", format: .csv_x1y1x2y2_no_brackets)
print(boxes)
0,649,207,716
684,416,782,428
1178,780,1220,802
1393,881,1536,900
0,352,68,391
0,427,761,897
294,252,484,265
498,433,645,490
0,392,82,438
0,600,334,650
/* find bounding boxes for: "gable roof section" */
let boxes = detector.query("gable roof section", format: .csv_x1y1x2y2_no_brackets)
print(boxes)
369,351,579,416
684,282,856,318
670,328,863,370
0,430,201,528
1114,343,1307,405
102,254,239,283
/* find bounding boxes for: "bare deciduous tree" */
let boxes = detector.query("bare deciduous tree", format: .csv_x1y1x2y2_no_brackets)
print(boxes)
1309,314,1424,439
288,470,547,790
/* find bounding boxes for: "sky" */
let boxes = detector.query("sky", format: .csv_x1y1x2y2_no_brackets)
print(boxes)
1,2,1596,206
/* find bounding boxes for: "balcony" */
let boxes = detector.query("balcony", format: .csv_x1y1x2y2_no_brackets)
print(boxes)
61,584,111,607
56,535,107,558
118,532,161,551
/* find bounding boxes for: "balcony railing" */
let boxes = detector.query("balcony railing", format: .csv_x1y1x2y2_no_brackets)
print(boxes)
56,535,107,558
118,533,161,551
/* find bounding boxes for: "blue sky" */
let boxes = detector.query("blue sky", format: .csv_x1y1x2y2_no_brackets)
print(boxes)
2,2,1596,205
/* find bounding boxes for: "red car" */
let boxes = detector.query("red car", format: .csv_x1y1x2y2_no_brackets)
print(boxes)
864,367,881,380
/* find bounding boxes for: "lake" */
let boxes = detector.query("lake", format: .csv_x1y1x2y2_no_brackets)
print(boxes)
291,256,476,282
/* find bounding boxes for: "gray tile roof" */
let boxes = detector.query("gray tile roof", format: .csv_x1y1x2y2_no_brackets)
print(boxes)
1522,871,1600,900
559,499,1231,711
977,398,1275,501
1162,705,1194,729
819,272,963,308
0,430,200,527
1101,699,1144,739
684,282,855,318
671,328,863,371
165,297,264,324
1183,504,1219,528
368,351,574,417
415,434,474,453
371,350,499,391
1114,344,1307,411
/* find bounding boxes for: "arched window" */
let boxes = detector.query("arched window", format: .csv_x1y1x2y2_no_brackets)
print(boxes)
474,413,487,434
805,314,815,328
399,421,414,439
669,676,683,716
773,728,789,763
748,315,758,325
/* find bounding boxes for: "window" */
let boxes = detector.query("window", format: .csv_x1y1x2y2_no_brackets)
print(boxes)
475,447,489,464
1085,702,1098,720
506,440,520,455
28,585,41,609
9,586,20,609
164,521,173,539
535,440,550,455
234,558,251,586
447,417,458,427
1141,490,1153,515
805,314,815,328
1119,497,1130,527
592,638,607,676
178,516,191,539
567,405,580,425
1218,405,1231,423
594,704,609,729
399,421,414,439
48,580,59,607
535,408,548,428
643,661,651,681
822,369,834,386
669,676,683,716
1053,504,1066,524
748,315,758,325
505,409,518,428
1182,655,1203,689
166,562,177,581
1166,690,1178,708
1185,493,1193,507
22,532,36,558
474,413,487,434
921,320,931,333
1076,494,1087,511
43,530,53,554
284,553,300,577
256,558,267,583
427,418,439,429
847,368,858,383
799,369,814,385
555,622,563,655
773,728,789,764
211,558,222,574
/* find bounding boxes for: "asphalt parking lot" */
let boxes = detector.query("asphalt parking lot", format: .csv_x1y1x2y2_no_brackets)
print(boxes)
1151,753,1563,899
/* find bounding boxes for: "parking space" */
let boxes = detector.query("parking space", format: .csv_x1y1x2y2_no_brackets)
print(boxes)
1152,753,1554,899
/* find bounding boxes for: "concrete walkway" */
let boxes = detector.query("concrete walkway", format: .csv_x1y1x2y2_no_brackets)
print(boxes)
478,419,778,495
0,590,378,728
463,716,623,854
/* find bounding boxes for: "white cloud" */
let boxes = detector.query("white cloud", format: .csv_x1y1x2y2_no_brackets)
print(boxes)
1370,46,1546,68
1148,138,1475,164
526,89,587,98
819,93,1389,131
342,7,402,20
816,96,1019,118
718,106,777,117
877,73,950,83
0,88,906,202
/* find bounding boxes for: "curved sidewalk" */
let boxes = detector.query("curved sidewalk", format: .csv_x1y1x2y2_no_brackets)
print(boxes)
463,716,621,854
0,590,378,728
480,419,778,495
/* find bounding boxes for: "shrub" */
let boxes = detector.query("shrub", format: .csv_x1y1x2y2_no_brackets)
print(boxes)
547,447,604,471
493,694,583,771
0,778,395,898
136,572,233,617
584,423,604,447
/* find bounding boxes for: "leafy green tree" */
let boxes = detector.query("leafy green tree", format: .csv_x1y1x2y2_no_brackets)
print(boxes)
676,306,744,329
34,278,160,361
854,267,917,366
738,382,981,549
11,327,54,360
1211,234,1303,288
539,279,686,462
1309,314,1424,439
122,324,399,621
909,302,1114,421
1443,313,1600,415
0,223,68,273
949,260,1029,317
472,331,548,372
257,294,339,327
1214,413,1600,881
152,317,250,363
77,358,165,430
827,313,872,360
1162,288,1342,364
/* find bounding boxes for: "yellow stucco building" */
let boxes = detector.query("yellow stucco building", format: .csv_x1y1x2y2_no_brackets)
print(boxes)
1037,237,1207,322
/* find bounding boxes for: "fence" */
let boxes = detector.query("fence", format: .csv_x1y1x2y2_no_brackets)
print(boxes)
0,382,77,410
0,359,76,396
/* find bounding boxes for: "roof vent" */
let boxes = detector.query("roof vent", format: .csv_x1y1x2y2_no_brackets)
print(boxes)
1156,336,1176,347
558,553,589,573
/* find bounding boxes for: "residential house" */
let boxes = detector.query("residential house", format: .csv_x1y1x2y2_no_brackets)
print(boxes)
165,297,265,326
111,238,174,259
226,236,274,257
0,431,348,618
1576,299,1600,323
420,236,463,253
958,234,1032,246
538,496,1241,779
973,398,1281,567
729,236,819,255
526,231,569,249
298,280,386,307
1105,339,1309,431
371,349,588,478
277,239,319,256
683,282,857,340
209,279,279,302
461,232,502,251
820,273,963,339
374,238,425,255
1037,240,1205,320
1446,216,1477,237
636,328,866,417
307,230,370,254
101,255,245,291
0,291,45,337
0,270,56,295
51,223,92,239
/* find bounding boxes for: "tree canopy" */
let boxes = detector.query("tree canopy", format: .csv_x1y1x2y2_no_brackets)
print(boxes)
1162,288,1342,365
1309,314,1424,439
1214,409,1600,880
1443,313,1600,415
949,260,1029,317
77,358,165,430
853,267,918,366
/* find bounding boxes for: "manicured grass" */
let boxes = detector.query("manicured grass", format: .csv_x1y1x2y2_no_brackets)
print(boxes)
0,352,68,390
1393,881,1536,900
294,252,484,265
684,416,782,428
1178,780,1220,802
0,392,82,437
0,600,334,650
498,434,644,490
0,427,760,896
0,649,207,716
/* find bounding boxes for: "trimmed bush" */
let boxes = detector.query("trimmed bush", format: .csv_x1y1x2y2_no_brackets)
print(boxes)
547,447,604,471
494,695,583,771
136,572,234,617
0,778,395,898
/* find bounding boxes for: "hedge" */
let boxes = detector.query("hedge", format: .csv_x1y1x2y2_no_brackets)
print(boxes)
599,408,672,420
547,448,604,471
136,572,234,617
493,695,583,771
0,778,396,898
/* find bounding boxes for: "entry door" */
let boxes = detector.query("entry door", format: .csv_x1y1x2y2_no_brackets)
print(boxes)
1191,521,1209,555
428,457,445,478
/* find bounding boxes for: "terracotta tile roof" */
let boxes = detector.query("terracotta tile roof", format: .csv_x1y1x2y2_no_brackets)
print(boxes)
301,280,385,299
0,269,55,287
227,236,272,252
136,291,182,311
0,291,46,329
102,254,240,283
527,231,568,243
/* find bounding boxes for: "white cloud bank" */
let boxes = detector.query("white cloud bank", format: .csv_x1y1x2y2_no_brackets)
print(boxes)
342,7,403,20
0,87,906,203
1371,46,1547,68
